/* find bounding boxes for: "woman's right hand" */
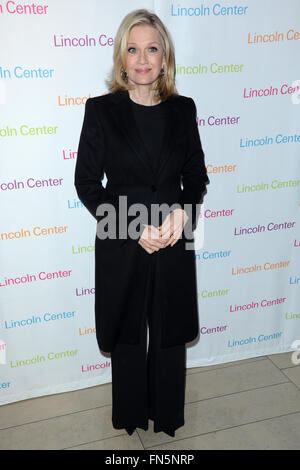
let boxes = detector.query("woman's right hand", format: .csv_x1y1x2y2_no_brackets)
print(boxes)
138,224,167,254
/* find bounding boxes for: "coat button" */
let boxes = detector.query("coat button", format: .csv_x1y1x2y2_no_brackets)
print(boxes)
151,185,157,192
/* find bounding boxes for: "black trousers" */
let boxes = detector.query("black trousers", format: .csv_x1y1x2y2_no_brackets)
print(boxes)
110,255,186,437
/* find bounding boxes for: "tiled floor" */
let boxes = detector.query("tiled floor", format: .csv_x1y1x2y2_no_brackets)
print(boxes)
0,351,300,450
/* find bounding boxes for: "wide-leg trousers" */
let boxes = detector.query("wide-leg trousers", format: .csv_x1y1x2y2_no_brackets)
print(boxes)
110,254,187,437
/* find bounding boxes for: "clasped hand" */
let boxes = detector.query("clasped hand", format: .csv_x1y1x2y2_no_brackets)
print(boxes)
138,209,188,254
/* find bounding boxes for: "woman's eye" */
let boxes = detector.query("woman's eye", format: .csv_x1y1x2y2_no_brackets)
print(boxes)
127,47,158,53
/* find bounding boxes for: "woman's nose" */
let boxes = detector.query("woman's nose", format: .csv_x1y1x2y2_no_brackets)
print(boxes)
138,50,148,64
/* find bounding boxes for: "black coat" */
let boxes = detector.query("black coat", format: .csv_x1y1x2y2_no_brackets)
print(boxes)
74,89,210,353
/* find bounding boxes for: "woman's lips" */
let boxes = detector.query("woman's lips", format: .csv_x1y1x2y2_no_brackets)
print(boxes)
135,68,151,74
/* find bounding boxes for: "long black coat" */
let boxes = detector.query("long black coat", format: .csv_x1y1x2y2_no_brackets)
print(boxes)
74,89,209,353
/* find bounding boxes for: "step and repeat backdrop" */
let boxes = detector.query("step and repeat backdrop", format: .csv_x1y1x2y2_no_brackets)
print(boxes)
0,0,299,405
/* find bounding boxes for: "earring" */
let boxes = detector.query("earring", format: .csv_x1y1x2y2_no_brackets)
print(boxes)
120,67,128,83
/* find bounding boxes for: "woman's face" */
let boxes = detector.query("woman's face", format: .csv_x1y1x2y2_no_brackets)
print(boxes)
125,24,166,88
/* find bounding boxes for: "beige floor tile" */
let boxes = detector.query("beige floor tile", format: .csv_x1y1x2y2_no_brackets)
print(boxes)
185,358,288,402
282,366,300,388
186,356,265,375
66,433,144,450
0,350,298,450
138,382,300,448
0,383,112,429
0,405,117,450
150,412,300,450
268,351,296,369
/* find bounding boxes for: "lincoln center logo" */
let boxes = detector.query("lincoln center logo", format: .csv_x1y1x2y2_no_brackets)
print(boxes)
170,4,249,16
0,2,49,15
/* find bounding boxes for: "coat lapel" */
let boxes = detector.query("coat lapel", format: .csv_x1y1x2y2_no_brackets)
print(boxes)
108,90,180,183
156,98,179,180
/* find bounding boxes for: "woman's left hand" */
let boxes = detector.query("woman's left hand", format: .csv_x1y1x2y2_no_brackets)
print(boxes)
158,208,189,247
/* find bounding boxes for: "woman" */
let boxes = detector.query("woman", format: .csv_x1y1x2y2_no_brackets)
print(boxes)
75,9,209,437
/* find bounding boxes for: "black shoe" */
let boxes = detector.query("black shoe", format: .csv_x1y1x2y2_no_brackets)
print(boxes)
125,427,135,436
153,425,176,437
163,428,175,438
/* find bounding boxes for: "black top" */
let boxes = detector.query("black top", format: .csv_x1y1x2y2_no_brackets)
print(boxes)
130,98,166,175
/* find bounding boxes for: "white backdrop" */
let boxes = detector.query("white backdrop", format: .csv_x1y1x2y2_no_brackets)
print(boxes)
0,0,299,405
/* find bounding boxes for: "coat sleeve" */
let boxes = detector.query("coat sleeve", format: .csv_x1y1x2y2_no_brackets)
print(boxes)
74,98,137,238
178,98,210,229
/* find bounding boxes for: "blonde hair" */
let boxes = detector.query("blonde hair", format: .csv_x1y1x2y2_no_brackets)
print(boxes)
106,9,178,101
